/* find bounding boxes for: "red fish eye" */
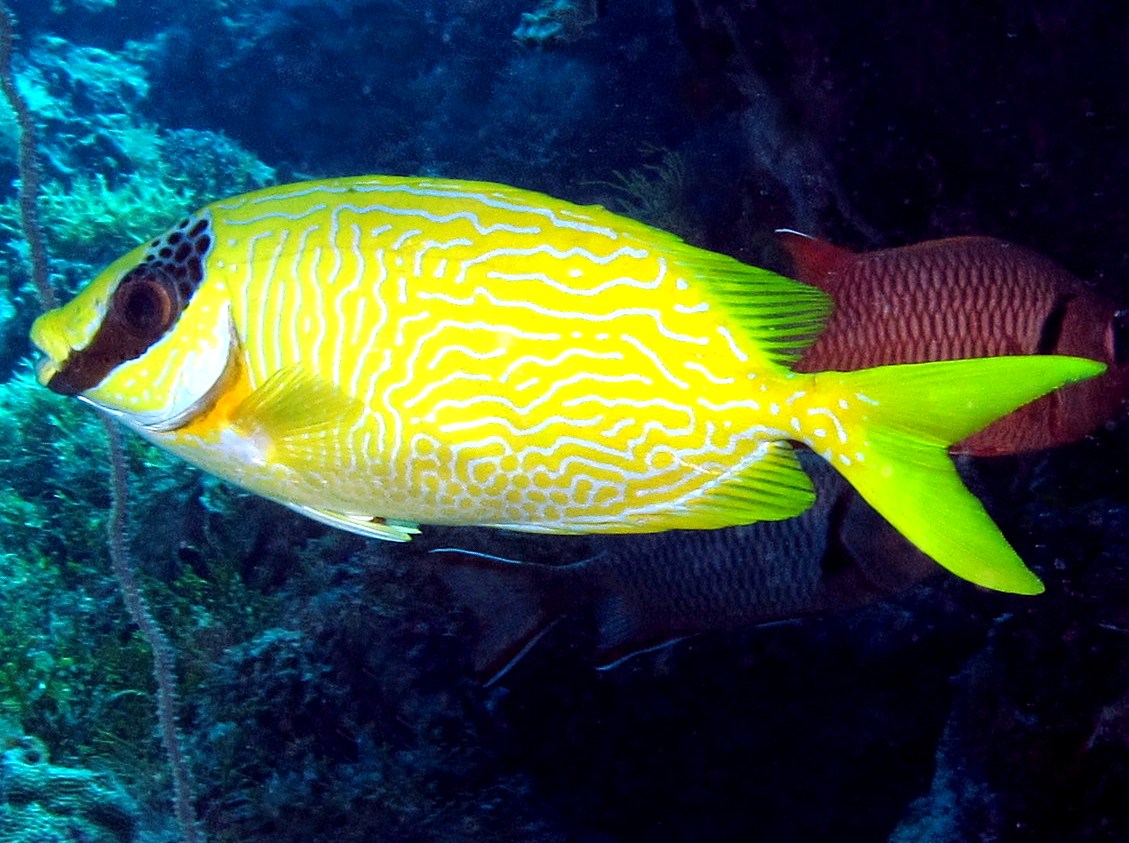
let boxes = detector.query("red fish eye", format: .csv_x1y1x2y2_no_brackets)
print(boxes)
1111,309,1129,367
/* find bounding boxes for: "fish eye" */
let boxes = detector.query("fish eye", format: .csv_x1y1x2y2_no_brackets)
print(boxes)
1111,309,1129,366
112,267,178,341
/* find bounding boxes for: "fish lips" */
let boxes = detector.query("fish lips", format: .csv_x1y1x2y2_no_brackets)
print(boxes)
35,355,59,390
37,347,109,396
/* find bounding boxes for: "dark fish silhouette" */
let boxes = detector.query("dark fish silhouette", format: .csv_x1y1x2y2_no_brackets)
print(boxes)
783,231,1129,455
431,456,935,683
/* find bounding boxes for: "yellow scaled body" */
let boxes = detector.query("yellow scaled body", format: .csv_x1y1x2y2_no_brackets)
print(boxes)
30,176,1104,594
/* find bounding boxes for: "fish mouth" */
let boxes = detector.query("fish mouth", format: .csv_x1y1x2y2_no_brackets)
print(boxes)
29,310,86,393
35,355,60,388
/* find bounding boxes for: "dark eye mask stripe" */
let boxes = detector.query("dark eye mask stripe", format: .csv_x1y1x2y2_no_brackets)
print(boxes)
47,213,214,395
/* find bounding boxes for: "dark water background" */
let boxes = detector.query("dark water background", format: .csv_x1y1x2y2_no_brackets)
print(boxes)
0,1,1127,841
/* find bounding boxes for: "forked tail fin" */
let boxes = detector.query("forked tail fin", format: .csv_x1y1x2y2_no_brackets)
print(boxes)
820,355,1105,594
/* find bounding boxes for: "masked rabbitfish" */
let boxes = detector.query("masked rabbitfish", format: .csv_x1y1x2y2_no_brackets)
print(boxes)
29,176,1105,595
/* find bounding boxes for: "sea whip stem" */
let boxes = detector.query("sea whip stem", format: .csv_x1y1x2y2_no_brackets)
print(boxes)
0,4,201,840
103,421,202,843
0,1,55,311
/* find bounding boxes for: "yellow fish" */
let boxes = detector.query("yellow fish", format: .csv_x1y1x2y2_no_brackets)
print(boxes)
30,176,1103,594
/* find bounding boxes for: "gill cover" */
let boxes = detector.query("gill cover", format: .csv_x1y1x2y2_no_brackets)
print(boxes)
30,211,230,429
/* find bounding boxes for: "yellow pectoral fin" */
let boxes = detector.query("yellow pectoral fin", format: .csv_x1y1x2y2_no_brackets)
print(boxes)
288,503,421,542
232,366,363,440
230,366,368,470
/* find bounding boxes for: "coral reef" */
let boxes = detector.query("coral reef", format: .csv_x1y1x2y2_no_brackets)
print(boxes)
514,0,603,46
591,144,695,236
885,433,1129,842
131,0,681,192
0,31,274,382
0,725,139,843
0,35,274,265
192,546,565,842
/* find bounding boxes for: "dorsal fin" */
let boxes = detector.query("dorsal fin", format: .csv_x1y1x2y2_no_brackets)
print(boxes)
426,548,569,685
662,236,831,367
776,229,856,289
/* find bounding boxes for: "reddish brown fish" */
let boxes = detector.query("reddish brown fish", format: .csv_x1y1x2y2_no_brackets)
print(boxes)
781,232,1129,455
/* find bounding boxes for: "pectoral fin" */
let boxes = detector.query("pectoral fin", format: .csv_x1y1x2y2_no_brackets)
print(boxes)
229,366,371,476
232,367,419,542
231,366,364,448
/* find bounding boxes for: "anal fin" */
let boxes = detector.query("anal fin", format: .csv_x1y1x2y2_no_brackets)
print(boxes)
668,440,816,529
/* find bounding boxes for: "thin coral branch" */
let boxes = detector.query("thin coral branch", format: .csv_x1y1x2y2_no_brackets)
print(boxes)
104,420,202,843
0,0,56,311
0,4,202,840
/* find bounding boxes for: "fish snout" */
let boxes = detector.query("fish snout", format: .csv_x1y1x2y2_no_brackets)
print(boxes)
28,310,78,392
34,355,59,388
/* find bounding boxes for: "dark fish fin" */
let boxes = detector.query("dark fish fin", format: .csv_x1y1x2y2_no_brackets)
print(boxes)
430,547,694,677
817,481,865,584
589,587,696,671
1112,309,1129,366
426,549,566,686
825,487,938,601
775,229,856,288
594,631,691,672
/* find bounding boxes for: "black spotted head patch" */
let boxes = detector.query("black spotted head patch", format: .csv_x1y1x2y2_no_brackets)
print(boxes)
142,211,214,302
44,211,216,395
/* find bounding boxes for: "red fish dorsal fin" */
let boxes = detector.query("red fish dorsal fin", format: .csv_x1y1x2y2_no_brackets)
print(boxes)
776,229,856,288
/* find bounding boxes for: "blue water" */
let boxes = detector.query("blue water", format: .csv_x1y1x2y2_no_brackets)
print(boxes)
1,2,1127,841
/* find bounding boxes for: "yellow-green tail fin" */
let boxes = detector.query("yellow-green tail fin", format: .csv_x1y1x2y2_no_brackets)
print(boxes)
822,355,1105,594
